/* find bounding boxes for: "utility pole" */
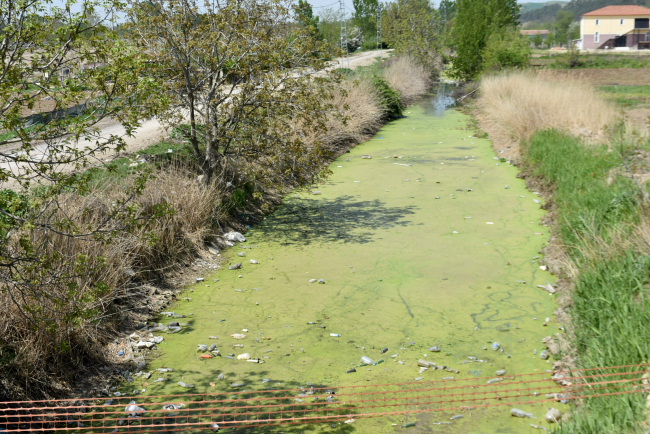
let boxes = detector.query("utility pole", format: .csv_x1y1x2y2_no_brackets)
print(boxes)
376,3,382,58
340,0,349,68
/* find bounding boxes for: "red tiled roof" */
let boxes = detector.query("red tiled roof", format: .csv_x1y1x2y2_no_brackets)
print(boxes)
520,30,550,35
583,5,650,16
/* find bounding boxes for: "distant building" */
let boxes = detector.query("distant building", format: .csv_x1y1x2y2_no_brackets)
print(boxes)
580,5,650,50
520,29,550,41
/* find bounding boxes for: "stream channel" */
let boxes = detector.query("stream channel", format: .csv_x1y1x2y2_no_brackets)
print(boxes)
140,88,564,433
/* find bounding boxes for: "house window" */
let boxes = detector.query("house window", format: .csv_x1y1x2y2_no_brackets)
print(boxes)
636,18,650,29
646,31,650,42
595,19,600,25
620,18,625,25
594,32,600,43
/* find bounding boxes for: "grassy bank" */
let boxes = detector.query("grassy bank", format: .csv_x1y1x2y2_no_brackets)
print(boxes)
477,72,650,432
524,129,650,433
0,56,433,400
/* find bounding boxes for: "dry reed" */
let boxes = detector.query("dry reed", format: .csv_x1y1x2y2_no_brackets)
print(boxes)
476,71,617,153
382,57,433,105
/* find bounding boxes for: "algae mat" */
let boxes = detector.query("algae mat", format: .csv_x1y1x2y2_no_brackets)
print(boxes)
145,99,563,432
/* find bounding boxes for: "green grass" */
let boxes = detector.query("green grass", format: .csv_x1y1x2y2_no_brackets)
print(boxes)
537,53,650,69
523,130,650,433
597,85,650,109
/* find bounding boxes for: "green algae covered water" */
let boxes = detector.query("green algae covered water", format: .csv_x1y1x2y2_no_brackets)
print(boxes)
141,92,566,432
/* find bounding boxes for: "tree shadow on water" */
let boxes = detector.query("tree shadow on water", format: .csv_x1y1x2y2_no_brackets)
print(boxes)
256,196,417,246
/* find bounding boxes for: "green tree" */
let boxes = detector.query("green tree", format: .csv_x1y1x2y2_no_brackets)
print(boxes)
352,0,379,39
0,0,156,331
554,10,575,47
439,0,456,22
382,0,442,70
129,0,338,188
481,31,531,73
532,33,543,48
297,0,322,40
317,7,345,54
450,0,520,80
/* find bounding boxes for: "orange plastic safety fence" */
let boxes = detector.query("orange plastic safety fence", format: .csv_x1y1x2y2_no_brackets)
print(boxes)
0,364,647,433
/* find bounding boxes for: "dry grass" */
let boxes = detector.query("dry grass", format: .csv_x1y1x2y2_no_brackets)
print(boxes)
0,168,226,399
313,77,385,154
383,56,433,105
476,71,617,155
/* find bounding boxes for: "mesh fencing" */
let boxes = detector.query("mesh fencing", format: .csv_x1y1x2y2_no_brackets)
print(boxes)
1,364,648,432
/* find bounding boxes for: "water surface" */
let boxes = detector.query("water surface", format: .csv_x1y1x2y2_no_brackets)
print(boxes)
145,93,563,432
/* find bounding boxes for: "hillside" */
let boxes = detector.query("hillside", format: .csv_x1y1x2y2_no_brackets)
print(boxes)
520,1,568,15
520,0,650,23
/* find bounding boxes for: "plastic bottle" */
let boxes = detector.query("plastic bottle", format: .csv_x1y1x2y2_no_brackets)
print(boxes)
330,333,340,337
491,342,500,351
510,408,527,418
360,356,375,366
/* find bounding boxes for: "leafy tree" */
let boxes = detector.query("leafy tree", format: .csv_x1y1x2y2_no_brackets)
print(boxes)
481,30,531,73
382,0,442,70
554,10,575,47
450,0,520,80
439,0,456,22
129,0,338,188
352,0,379,38
0,0,155,331
297,0,322,40
317,7,345,52
532,33,543,48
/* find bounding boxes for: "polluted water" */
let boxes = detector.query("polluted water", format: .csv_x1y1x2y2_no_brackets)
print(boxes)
141,88,563,433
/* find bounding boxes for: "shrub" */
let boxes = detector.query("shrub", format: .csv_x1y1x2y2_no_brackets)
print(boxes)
371,75,403,117
481,31,531,74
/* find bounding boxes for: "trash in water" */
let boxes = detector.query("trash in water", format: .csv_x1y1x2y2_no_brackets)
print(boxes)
228,263,241,270
177,382,194,388
428,346,441,352
346,368,356,374
237,353,251,360
362,155,372,159
401,422,416,428
309,279,317,283
211,422,220,432
330,333,340,337
381,347,388,354
237,252,246,257
361,356,375,366
312,191,321,195
231,333,246,339
545,408,561,423
537,283,556,294
496,369,507,376
487,378,503,384
163,403,185,411
450,415,463,420
230,382,245,388
318,279,325,284
125,401,145,417
511,408,529,418
197,344,208,352
491,342,500,351
250,260,259,264
540,350,550,360
118,351,124,356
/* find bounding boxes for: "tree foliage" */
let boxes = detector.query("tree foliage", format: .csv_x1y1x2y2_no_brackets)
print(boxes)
352,0,379,38
0,0,156,331
450,0,520,80
128,0,338,189
382,0,441,70
296,0,322,40
481,31,531,74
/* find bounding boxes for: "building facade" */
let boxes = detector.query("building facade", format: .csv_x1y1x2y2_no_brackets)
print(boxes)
580,5,650,50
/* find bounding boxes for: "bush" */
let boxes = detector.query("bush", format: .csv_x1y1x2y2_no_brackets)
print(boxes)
371,75,403,117
481,31,531,74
